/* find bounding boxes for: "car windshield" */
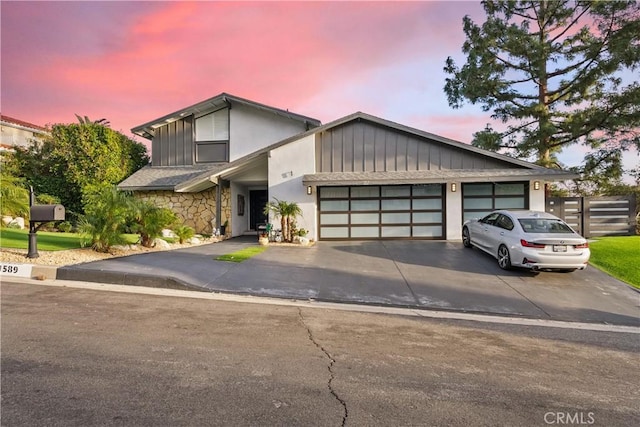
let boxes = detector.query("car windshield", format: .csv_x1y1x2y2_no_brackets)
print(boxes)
518,218,573,233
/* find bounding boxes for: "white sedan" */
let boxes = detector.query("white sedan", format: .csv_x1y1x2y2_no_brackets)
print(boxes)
462,210,590,272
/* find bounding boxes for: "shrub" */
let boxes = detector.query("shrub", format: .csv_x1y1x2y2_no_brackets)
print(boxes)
174,225,195,244
57,221,73,233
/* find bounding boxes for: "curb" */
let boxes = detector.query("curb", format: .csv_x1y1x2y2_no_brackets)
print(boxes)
56,267,209,293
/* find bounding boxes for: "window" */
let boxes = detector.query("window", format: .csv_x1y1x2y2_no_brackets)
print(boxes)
195,109,229,163
519,219,572,233
195,109,229,141
496,214,514,231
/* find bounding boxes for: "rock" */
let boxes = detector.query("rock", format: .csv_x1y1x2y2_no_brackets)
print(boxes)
9,217,25,229
161,229,176,238
298,237,310,246
187,237,201,245
152,238,171,249
2,215,13,226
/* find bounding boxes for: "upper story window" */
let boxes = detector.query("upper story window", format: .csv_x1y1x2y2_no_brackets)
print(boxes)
195,109,229,162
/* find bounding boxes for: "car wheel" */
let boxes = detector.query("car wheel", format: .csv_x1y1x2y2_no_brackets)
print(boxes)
462,227,472,248
497,245,511,270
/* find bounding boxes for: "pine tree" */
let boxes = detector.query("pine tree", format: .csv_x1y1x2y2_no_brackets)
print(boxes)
444,0,640,192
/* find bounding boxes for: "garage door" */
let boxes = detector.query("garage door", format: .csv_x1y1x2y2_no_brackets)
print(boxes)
318,184,444,240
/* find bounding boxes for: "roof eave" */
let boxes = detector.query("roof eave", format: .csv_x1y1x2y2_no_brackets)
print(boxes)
131,93,321,140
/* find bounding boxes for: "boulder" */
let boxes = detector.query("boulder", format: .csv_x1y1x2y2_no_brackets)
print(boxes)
9,217,25,229
161,229,176,238
152,238,171,249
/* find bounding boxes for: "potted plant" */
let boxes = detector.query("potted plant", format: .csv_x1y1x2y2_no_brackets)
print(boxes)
258,232,269,246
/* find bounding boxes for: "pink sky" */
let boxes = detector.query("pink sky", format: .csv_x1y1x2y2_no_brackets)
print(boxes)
1,1,637,178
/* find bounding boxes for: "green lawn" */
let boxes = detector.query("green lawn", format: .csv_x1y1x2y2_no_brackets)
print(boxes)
588,236,640,289
0,228,138,251
215,246,267,263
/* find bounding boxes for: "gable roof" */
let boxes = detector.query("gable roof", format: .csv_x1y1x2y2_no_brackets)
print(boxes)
131,92,322,139
171,112,576,192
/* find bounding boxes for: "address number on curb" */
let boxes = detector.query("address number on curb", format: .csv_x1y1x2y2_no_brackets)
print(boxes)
0,263,33,278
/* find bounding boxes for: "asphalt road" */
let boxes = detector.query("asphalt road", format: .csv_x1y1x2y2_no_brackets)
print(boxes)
2,281,639,426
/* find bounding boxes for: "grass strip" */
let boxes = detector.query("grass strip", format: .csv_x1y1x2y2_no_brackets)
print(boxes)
0,228,139,251
215,246,267,263
588,236,639,289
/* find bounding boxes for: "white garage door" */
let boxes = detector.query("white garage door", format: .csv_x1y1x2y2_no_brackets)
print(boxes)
318,184,445,240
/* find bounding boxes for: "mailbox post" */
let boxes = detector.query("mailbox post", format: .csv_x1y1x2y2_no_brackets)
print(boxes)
27,187,65,259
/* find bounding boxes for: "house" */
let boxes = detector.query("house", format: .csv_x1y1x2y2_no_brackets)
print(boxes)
0,115,49,152
119,93,577,241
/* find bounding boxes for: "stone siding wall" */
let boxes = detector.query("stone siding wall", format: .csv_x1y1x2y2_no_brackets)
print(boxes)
135,188,230,235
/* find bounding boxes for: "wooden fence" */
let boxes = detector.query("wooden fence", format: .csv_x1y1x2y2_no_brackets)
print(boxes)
546,195,637,238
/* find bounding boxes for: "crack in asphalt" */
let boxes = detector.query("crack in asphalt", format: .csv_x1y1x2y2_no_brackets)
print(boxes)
381,241,421,305
298,308,348,427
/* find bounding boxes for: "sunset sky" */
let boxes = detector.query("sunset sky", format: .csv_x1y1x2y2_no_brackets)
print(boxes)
1,1,637,177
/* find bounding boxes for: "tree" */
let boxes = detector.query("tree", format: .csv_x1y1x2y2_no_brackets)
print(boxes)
8,119,149,215
444,0,640,191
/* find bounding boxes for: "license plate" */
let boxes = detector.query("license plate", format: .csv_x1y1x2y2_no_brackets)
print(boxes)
553,245,567,252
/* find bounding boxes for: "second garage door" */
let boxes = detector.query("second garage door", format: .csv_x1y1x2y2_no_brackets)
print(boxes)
318,184,445,240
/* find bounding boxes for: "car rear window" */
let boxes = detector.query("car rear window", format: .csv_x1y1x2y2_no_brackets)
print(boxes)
518,219,573,233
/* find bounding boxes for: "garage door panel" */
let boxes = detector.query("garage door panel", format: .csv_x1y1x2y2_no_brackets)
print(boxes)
351,213,379,224
351,227,379,238
382,199,410,210
352,200,379,211
382,226,411,238
320,213,348,224
381,213,410,224
413,226,443,237
320,227,349,238
413,199,441,210
413,212,442,223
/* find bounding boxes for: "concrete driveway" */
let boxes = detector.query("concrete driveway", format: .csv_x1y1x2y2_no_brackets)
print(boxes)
58,237,640,326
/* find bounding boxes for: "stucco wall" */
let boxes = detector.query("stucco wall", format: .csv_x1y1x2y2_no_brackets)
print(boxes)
135,187,231,235
445,183,463,241
230,103,310,161
268,134,317,240
529,180,546,211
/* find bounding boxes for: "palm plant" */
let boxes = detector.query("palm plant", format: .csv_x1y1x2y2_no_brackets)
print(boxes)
174,225,195,244
130,199,177,247
264,198,302,242
281,201,302,242
0,174,30,219
78,186,130,252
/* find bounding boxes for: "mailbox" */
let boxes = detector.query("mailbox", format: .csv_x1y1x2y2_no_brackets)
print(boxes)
30,204,65,222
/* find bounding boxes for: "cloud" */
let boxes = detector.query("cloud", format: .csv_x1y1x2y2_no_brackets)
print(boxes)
2,1,483,135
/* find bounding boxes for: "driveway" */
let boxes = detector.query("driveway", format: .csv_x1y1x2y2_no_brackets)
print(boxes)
58,237,640,326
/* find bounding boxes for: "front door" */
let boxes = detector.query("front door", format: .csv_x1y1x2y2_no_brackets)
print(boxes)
249,190,269,230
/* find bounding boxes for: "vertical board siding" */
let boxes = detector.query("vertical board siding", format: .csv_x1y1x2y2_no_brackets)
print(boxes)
315,120,517,173
151,116,194,166
168,121,176,166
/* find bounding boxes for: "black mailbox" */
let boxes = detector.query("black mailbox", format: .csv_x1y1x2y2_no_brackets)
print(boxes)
30,204,65,222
